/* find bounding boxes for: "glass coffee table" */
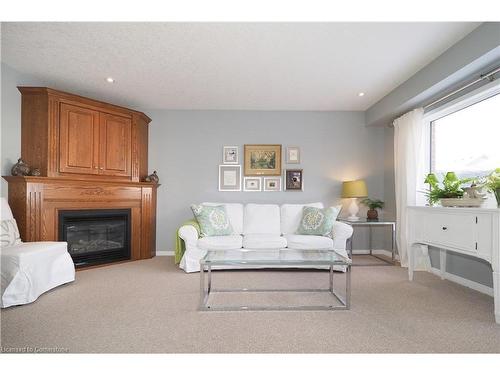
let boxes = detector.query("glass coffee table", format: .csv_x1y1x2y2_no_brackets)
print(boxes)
199,249,352,311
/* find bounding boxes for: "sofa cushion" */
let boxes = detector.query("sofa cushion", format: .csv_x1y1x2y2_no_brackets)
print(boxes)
280,202,324,235
243,234,287,249
296,206,341,237
244,204,281,235
285,234,334,250
202,202,244,234
191,204,233,237
197,235,243,251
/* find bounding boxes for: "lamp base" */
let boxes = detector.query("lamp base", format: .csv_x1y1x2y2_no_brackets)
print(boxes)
347,198,360,222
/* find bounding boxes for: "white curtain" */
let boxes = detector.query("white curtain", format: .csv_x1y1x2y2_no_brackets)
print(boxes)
393,108,430,270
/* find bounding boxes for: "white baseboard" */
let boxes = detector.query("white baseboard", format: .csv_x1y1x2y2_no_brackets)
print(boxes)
430,267,493,297
156,251,174,256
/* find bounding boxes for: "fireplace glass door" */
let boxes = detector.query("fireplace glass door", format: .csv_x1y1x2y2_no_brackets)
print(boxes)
58,209,131,267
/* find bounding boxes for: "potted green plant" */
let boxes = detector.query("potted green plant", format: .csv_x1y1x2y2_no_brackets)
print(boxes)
424,172,476,206
361,198,384,220
483,168,500,207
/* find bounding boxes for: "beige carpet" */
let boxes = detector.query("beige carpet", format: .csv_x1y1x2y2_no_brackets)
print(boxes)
1,256,499,353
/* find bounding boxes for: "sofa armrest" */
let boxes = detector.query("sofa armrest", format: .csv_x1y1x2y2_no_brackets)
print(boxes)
332,221,353,251
178,224,199,248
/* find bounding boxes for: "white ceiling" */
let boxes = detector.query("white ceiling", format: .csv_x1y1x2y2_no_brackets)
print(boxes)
1,22,480,111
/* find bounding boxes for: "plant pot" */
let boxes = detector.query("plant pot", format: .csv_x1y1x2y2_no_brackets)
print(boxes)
367,209,378,220
494,188,500,208
440,198,483,207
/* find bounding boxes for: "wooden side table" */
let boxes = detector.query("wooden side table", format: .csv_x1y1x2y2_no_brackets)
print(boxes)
338,218,397,266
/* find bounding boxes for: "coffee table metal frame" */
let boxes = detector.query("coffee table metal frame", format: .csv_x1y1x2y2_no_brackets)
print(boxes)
199,249,351,312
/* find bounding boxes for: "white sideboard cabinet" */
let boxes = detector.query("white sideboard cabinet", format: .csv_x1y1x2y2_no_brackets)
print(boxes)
407,206,499,324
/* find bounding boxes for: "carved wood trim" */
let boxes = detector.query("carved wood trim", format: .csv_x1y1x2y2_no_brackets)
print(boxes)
47,95,60,177
26,183,44,241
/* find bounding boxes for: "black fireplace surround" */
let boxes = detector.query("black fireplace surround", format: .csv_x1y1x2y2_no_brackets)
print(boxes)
58,209,131,268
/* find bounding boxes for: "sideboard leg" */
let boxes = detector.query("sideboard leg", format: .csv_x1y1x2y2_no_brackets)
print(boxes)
493,270,499,324
440,249,447,280
408,243,414,281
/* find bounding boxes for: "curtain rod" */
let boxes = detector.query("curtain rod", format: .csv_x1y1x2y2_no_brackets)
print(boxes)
423,65,500,109
388,65,500,128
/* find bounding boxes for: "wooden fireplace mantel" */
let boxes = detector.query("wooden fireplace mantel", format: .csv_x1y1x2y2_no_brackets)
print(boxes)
3,176,158,261
5,87,159,267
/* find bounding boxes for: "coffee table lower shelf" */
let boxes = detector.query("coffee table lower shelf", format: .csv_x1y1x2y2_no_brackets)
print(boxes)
199,263,351,312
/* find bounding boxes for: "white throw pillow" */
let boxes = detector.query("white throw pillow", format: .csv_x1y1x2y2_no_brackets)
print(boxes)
0,219,22,247
280,202,324,235
243,204,281,235
201,202,244,234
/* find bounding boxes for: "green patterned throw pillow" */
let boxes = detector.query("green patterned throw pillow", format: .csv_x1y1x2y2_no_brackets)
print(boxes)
190,204,233,237
296,206,340,237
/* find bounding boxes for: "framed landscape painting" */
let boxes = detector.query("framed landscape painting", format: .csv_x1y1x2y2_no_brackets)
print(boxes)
244,144,282,176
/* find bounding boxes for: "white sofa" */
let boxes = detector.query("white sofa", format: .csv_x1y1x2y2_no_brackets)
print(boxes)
1,198,75,308
179,202,353,273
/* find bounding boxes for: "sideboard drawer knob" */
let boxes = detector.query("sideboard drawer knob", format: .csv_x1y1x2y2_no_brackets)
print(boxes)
442,226,448,230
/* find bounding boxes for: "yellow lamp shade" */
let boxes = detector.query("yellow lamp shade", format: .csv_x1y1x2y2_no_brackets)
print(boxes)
342,180,368,198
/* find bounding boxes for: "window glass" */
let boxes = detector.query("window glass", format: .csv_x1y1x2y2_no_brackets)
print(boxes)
431,93,500,179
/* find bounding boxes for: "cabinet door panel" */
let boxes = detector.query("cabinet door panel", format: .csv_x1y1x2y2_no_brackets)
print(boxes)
59,103,99,174
100,113,132,177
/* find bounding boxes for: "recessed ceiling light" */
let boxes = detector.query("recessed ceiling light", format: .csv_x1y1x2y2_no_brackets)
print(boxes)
358,92,365,97
106,77,115,83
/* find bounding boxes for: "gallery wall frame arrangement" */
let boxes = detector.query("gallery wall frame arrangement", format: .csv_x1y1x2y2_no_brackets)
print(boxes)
285,169,303,191
286,146,300,164
263,176,282,192
243,177,262,192
218,165,242,191
244,144,282,176
222,146,239,164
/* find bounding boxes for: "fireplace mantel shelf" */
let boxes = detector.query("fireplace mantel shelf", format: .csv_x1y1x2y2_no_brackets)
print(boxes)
3,175,161,187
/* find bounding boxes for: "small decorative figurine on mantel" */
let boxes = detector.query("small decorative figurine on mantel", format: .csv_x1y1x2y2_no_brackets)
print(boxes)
30,168,41,176
144,171,159,184
11,158,31,176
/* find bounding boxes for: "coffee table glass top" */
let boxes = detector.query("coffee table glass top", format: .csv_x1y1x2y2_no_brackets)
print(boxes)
201,249,351,266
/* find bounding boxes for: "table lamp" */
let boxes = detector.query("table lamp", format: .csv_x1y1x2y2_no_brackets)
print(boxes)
342,180,368,221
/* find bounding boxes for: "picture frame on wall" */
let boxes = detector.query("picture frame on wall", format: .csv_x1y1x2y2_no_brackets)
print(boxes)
222,146,239,164
218,165,241,191
263,177,282,192
243,177,262,192
286,146,300,164
285,169,303,191
244,144,282,176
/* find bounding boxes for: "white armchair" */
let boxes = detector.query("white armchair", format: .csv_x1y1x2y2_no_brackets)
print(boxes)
1,197,75,308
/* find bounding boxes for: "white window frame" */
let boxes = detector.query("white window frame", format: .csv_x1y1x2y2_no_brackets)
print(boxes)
423,78,500,175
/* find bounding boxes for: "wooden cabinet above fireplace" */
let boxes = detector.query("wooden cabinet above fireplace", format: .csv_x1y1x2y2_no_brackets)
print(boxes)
18,87,151,182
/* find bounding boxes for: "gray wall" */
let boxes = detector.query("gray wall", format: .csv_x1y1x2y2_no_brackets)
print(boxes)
147,109,388,251
1,63,46,195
